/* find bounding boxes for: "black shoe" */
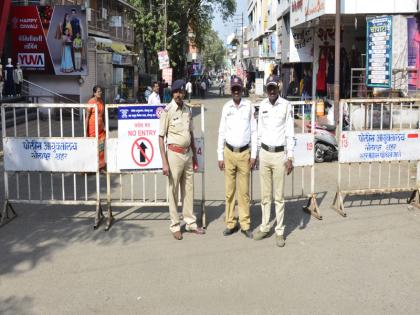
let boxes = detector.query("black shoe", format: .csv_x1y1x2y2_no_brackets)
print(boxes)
223,227,237,236
241,229,253,238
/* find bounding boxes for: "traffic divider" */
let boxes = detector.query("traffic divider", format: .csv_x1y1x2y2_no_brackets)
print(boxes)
0,103,103,227
334,98,420,216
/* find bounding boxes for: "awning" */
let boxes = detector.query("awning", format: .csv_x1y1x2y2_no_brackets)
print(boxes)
111,42,131,55
91,36,112,50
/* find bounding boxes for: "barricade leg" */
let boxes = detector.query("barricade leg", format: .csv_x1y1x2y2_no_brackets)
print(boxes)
93,202,104,229
304,194,322,220
0,200,17,226
201,200,206,228
408,188,420,209
332,191,347,217
105,172,114,231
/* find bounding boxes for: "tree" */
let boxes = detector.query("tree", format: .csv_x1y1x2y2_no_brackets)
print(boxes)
201,29,226,71
129,0,235,79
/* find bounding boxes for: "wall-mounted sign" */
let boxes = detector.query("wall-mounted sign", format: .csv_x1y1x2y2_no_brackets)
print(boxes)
366,15,392,88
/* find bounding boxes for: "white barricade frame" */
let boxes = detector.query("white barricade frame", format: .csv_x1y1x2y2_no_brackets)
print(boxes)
104,103,206,231
1,103,103,227
334,98,420,216
252,100,322,220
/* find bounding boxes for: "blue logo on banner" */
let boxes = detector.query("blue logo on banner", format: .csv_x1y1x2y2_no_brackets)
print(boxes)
118,105,160,120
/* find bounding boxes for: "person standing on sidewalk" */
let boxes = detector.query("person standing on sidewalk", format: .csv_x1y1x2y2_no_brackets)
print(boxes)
159,79,205,240
217,76,257,238
253,75,294,247
185,79,192,103
148,81,161,105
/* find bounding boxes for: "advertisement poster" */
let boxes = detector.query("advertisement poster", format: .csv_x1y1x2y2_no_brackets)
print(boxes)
407,17,420,91
11,5,88,75
162,67,173,85
117,106,163,170
158,50,170,70
366,16,392,88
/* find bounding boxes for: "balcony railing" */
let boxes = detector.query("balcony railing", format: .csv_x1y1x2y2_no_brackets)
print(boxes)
88,9,134,44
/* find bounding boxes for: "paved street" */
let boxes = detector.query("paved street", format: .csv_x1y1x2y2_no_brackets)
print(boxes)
1,91,420,314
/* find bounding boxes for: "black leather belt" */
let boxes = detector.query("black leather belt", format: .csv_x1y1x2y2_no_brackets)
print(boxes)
225,143,250,153
261,143,284,152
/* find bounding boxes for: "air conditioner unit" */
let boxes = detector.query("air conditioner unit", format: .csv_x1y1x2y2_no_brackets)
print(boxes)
86,8,91,21
102,8,108,20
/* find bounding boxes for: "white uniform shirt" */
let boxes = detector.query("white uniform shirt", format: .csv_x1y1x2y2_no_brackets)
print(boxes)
217,99,257,161
186,82,192,93
257,97,295,158
148,91,161,105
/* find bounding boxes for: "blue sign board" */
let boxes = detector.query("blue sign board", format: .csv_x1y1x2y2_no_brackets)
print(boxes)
366,16,392,88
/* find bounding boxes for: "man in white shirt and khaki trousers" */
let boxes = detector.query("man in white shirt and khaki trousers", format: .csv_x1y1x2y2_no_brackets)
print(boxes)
217,77,257,238
254,75,294,247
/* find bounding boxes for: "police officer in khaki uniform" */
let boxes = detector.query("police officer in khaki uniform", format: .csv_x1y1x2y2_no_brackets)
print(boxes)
159,79,205,240
253,75,294,247
217,77,257,238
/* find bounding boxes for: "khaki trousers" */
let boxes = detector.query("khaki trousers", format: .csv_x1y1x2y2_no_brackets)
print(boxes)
224,146,251,230
167,150,197,233
259,150,286,236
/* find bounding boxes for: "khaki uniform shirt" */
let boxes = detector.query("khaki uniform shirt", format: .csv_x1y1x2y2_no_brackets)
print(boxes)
159,100,193,148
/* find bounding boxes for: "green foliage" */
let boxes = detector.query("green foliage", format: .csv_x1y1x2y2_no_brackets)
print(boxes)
201,29,226,71
128,0,235,78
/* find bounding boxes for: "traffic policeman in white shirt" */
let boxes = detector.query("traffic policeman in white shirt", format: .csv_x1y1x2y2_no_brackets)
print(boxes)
148,81,161,105
253,75,294,247
159,79,205,240
217,76,257,238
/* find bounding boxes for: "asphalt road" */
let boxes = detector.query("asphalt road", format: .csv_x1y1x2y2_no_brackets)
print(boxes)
1,91,420,314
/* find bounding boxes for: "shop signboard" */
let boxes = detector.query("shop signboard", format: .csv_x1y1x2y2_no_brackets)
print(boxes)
158,50,170,69
11,5,88,75
289,28,314,63
407,17,420,92
366,15,392,88
291,0,325,28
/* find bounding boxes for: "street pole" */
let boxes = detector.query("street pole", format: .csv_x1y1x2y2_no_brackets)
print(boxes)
241,12,244,81
163,0,167,51
334,0,341,126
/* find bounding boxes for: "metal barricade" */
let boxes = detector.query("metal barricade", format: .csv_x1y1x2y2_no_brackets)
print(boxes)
0,103,102,227
252,100,322,220
334,98,420,216
104,103,206,231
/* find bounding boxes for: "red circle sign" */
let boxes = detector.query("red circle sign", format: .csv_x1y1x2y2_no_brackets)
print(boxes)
131,137,154,167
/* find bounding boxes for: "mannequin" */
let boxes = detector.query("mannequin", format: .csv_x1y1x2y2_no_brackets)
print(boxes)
14,63,23,96
4,58,15,96
0,65,3,99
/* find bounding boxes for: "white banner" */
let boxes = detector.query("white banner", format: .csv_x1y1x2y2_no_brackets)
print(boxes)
4,137,98,172
117,105,163,170
339,130,420,163
294,133,315,167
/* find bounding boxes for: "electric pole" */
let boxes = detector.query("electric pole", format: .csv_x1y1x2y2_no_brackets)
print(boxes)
334,0,341,126
163,0,167,50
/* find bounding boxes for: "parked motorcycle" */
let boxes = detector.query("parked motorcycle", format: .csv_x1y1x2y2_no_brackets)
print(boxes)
313,124,338,163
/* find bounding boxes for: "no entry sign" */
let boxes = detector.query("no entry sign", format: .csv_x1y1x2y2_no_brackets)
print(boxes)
117,105,163,170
